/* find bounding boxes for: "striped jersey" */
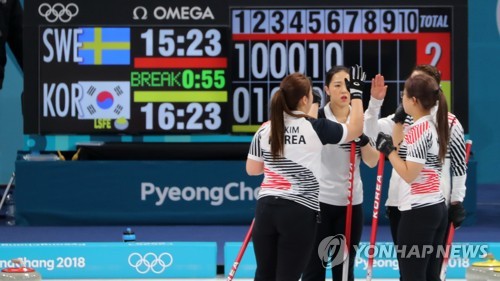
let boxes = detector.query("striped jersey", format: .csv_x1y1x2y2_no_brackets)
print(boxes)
398,115,445,210
247,111,348,211
364,97,467,207
317,104,364,206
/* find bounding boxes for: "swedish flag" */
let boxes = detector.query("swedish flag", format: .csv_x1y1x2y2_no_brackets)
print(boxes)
78,27,130,65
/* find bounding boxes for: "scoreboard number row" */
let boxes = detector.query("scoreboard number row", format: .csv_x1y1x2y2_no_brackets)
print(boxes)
232,9,420,34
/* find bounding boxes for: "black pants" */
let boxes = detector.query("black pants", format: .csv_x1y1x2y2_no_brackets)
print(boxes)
253,196,318,281
387,206,401,245
302,203,364,281
397,202,447,281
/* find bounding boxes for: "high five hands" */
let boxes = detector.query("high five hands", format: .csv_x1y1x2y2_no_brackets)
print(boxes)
370,74,388,100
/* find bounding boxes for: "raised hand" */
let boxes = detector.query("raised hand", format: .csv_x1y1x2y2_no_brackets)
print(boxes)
370,74,388,100
345,64,366,100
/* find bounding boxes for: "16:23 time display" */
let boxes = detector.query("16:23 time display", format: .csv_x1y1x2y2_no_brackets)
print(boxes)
140,102,222,131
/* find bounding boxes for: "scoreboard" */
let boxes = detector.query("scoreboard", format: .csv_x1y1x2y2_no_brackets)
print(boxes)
23,0,468,135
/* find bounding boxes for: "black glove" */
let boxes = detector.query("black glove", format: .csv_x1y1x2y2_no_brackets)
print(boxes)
354,134,370,147
312,88,322,105
392,104,408,124
376,132,396,157
345,64,366,100
385,206,391,219
449,202,466,229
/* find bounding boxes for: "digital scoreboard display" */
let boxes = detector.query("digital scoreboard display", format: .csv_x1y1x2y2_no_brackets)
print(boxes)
23,0,468,135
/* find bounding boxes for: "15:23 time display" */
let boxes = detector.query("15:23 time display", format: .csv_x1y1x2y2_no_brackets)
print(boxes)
140,28,222,57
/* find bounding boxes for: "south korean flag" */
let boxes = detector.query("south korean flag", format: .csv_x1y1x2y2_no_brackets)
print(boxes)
77,81,130,120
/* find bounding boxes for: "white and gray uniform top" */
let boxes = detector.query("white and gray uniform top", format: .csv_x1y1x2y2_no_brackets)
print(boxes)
248,110,348,211
364,97,467,208
317,104,364,206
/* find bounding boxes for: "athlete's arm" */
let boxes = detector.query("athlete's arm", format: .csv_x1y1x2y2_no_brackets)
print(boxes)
246,158,264,175
343,65,365,142
388,153,424,184
392,123,405,151
246,126,265,175
361,144,379,168
307,88,322,118
345,98,363,142
376,128,429,184
364,96,384,139
364,74,394,139
449,117,467,203
308,103,319,119
355,134,379,168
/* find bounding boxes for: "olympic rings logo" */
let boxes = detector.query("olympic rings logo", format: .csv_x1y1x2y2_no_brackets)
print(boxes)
128,252,174,274
38,3,79,23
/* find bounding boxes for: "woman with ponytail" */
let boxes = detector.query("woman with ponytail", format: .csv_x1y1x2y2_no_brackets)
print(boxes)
364,64,468,280
246,70,364,281
375,74,449,281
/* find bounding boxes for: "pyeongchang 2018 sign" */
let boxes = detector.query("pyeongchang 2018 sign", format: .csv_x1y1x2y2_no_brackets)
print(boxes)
0,242,216,279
